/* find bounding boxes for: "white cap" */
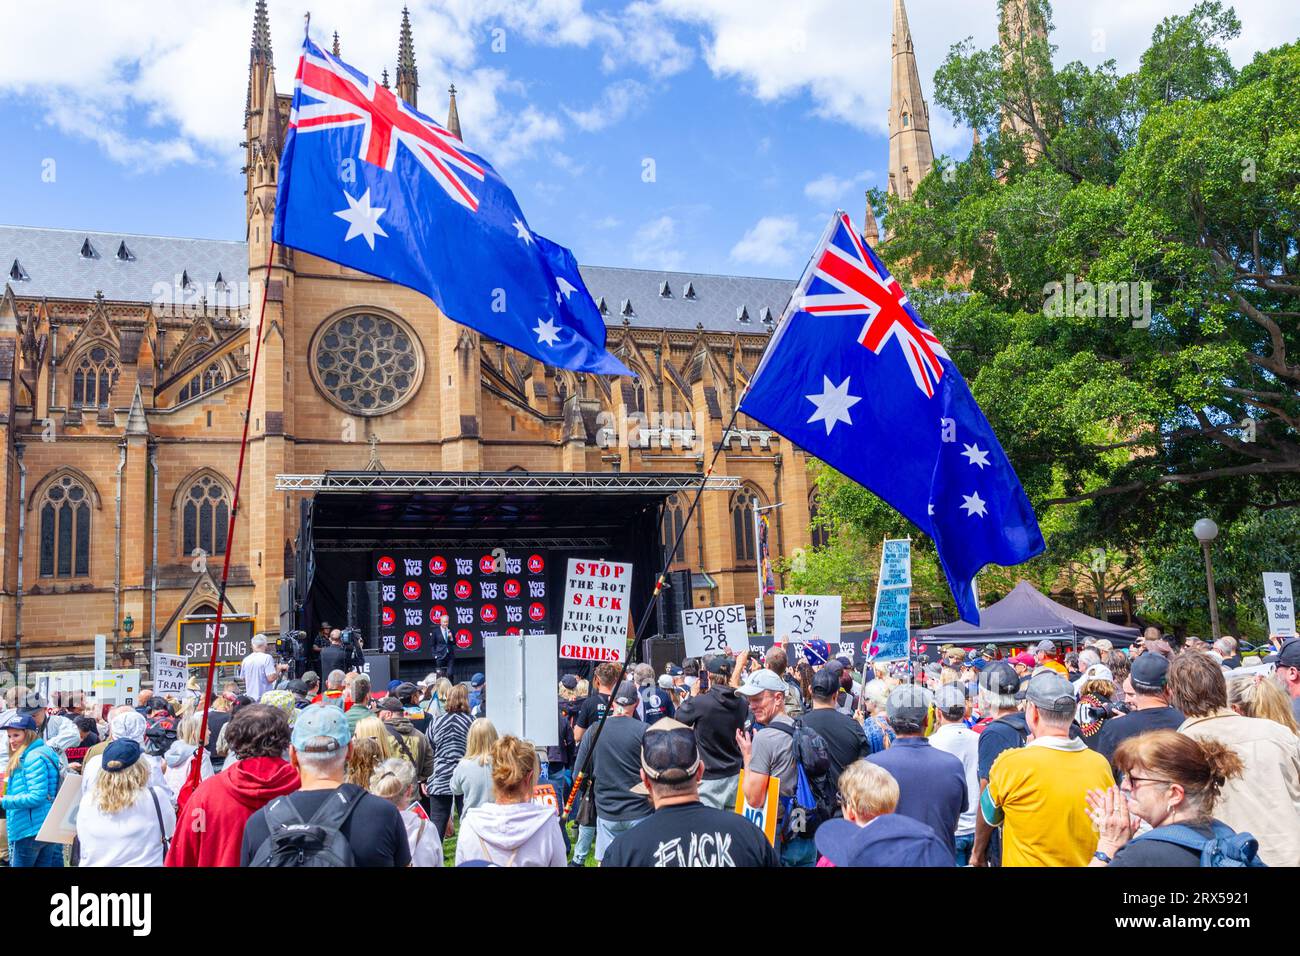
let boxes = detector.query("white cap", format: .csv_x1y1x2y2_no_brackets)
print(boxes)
736,668,786,697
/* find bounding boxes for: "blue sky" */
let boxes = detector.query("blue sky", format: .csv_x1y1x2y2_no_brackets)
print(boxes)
1,0,1295,279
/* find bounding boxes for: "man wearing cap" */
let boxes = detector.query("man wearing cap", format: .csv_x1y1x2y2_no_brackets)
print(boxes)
801,667,871,808
572,681,653,863
866,685,967,860
379,695,434,790
1009,652,1036,680
240,703,411,866
468,673,486,717
601,718,780,867
735,668,814,865
980,644,998,663
1033,640,1068,677
674,656,749,811
929,684,979,865
1091,654,1184,770
1268,638,1300,723
981,673,1114,867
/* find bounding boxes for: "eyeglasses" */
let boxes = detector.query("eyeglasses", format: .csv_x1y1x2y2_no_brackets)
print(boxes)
1121,775,1171,797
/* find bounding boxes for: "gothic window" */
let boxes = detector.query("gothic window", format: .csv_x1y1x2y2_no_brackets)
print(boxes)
71,345,119,408
178,361,227,402
182,475,231,557
38,475,91,578
731,488,762,563
310,311,424,416
661,495,686,565
902,111,911,128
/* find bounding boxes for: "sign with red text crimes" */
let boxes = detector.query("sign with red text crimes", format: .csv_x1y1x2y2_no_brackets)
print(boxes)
372,548,549,658
559,559,633,662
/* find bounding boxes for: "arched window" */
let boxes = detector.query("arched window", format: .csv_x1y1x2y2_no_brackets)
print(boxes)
661,495,686,565
902,111,911,128
182,475,231,557
38,475,92,577
178,361,227,402
72,345,119,408
731,488,762,563
809,494,831,549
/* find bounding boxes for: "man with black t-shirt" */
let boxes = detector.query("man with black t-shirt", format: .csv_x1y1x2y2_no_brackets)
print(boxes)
602,718,779,868
1093,654,1184,769
800,667,870,806
675,656,749,810
240,704,410,867
573,681,652,863
574,662,619,744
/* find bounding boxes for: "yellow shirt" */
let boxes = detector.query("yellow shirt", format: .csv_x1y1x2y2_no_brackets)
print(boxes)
986,737,1114,867
1041,659,1068,677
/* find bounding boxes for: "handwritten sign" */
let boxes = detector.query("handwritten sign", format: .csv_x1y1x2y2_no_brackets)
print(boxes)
734,771,781,846
774,595,842,646
560,559,633,662
682,605,749,657
152,653,189,695
869,539,912,662
1263,573,1297,638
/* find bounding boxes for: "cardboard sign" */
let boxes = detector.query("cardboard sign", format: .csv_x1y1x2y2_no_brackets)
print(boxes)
682,605,749,657
559,559,633,662
533,783,560,813
734,770,781,846
774,594,842,646
35,772,83,846
152,653,189,695
178,616,256,666
1263,573,1297,638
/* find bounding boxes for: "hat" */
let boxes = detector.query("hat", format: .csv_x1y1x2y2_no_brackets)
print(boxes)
1034,639,1057,655
291,703,352,753
376,696,404,713
1025,673,1076,713
657,675,676,692
109,709,148,744
666,665,683,677
632,717,702,794
982,643,998,658
561,675,579,691
1266,638,1300,668
934,683,967,713
811,667,841,699
814,815,955,867
1094,639,1114,653
286,679,309,696
102,739,143,772
612,682,639,707
978,661,1020,696
886,684,933,723
259,689,299,721
0,712,37,732
301,671,320,687
736,669,786,697
1076,663,1114,686
386,679,402,692
394,681,419,703
706,655,733,677
802,639,830,667
1011,652,1036,668
419,673,439,688
1129,653,1169,692
470,673,486,688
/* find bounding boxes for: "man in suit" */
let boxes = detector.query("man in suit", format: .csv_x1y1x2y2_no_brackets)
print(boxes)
431,612,455,677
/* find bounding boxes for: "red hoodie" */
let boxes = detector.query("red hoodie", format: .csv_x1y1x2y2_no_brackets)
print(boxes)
165,757,301,867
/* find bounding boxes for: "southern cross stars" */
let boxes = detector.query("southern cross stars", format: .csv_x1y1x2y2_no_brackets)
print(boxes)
533,317,562,346
513,217,534,245
962,442,991,469
334,188,388,250
960,491,988,518
805,375,862,436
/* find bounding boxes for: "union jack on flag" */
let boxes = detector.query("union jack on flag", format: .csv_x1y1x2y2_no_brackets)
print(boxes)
799,212,949,397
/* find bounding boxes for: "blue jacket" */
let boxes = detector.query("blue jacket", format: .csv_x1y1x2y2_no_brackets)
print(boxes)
2,738,61,841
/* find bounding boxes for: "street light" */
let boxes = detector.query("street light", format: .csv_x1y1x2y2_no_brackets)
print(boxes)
1193,518,1222,640
122,612,135,657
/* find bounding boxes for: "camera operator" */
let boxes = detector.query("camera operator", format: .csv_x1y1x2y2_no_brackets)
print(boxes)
310,621,333,675
342,627,367,673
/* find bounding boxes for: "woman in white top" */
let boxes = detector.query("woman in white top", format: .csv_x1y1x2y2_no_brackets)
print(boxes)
78,739,176,867
368,758,443,867
455,735,567,867
451,718,499,812
162,713,214,798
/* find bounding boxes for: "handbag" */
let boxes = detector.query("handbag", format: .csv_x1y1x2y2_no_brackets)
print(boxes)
148,788,171,855
575,779,597,828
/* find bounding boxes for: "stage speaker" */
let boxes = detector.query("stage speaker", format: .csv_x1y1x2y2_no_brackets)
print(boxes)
643,635,686,675
660,569,693,636
347,580,383,650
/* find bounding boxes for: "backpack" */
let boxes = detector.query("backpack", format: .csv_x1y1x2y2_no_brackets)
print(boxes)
143,714,179,757
768,719,835,840
248,785,364,867
1132,821,1268,868
781,675,805,718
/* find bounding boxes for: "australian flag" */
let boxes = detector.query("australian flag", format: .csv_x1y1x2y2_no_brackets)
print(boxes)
272,35,631,376
740,211,1044,623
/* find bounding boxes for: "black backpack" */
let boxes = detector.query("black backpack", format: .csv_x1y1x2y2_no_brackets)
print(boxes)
769,719,835,839
248,784,364,867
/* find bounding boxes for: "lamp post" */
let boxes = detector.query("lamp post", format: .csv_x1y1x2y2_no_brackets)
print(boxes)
1193,518,1222,641
754,501,784,636
122,612,135,659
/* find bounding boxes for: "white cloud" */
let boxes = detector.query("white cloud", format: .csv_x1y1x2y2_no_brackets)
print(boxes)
631,215,685,271
729,215,804,268
803,169,874,206
564,79,649,132
598,2,694,79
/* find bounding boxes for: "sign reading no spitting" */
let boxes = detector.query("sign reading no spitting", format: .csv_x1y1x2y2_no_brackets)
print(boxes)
682,605,748,657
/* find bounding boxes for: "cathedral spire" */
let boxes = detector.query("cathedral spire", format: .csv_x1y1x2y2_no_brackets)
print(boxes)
396,7,419,108
998,0,1048,162
251,0,272,64
247,0,274,116
887,0,935,204
332,31,341,57
446,83,462,139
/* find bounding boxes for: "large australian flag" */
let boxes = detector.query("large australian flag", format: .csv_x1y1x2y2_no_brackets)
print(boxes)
272,35,631,376
740,211,1044,624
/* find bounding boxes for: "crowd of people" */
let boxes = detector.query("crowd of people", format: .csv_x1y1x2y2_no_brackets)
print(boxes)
1,625,1297,868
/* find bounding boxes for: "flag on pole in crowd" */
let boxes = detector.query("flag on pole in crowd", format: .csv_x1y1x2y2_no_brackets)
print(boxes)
758,514,777,595
272,33,632,377
739,211,1044,624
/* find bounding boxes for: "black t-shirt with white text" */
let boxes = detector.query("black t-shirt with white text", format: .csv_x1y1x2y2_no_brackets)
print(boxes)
576,693,611,731
601,801,781,867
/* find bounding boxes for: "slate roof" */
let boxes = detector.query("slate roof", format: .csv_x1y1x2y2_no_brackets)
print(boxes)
1,225,795,333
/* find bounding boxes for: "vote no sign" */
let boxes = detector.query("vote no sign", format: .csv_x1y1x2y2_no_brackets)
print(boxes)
560,559,633,662
682,605,749,657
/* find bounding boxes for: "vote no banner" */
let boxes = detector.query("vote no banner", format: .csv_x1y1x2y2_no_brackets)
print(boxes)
560,559,632,662
682,605,748,657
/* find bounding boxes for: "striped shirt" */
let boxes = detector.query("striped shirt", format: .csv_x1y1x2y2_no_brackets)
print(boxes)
428,711,473,795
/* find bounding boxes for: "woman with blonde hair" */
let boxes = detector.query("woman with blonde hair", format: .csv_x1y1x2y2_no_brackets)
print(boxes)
425,678,453,718
1228,673,1299,735
162,712,214,798
353,715,396,761
454,735,566,866
368,757,443,867
346,733,386,787
78,739,176,867
451,718,499,813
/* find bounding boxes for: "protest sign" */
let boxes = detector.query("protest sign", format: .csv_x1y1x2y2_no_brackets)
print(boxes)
560,559,633,662
774,594,842,646
152,653,189,695
734,771,780,846
682,605,749,657
869,539,912,662
36,773,82,846
485,632,559,746
1263,572,1297,638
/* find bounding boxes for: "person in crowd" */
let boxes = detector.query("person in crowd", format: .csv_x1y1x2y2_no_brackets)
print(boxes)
1009,652,1036,681
765,646,804,718
240,635,279,703
162,712,214,799
1074,666,1119,750
287,678,312,710
633,662,675,723
345,731,386,787
1093,654,1185,770
452,717,499,814
572,681,652,864
674,655,750,811
979,673,1115,867
425,677,453,719
1072,648,1102,686
134,689,155,718
813,761,953,867
368,758,443,867
74,715,101,750
1088,730,1261,866
378,695,434,793
428,683,474,840
859,679,896,753
205,693,235,771
1215,636,1242,669
602,717,779,867
1,712,63,867
312,669,349,709
3,688,79,764
77,739,177,867
468,673,486,716
1228,671,1299,735
353,715,396,763
345,675,373,732
1267,639,1300,724
573,662,618,744
865,685,966,859
166,704,300,867
82,707,169,799
548,678,581,808
801,667,871,808
239,704,411,867
456,735,567,867
1064,651,1082,683
1169,651,1300,866
1033,640,1068,677
318,629,349,683
929,683,979,865
395,682,431,734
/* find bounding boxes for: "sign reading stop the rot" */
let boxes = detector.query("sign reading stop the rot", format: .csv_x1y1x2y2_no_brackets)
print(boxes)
559,559,633,662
